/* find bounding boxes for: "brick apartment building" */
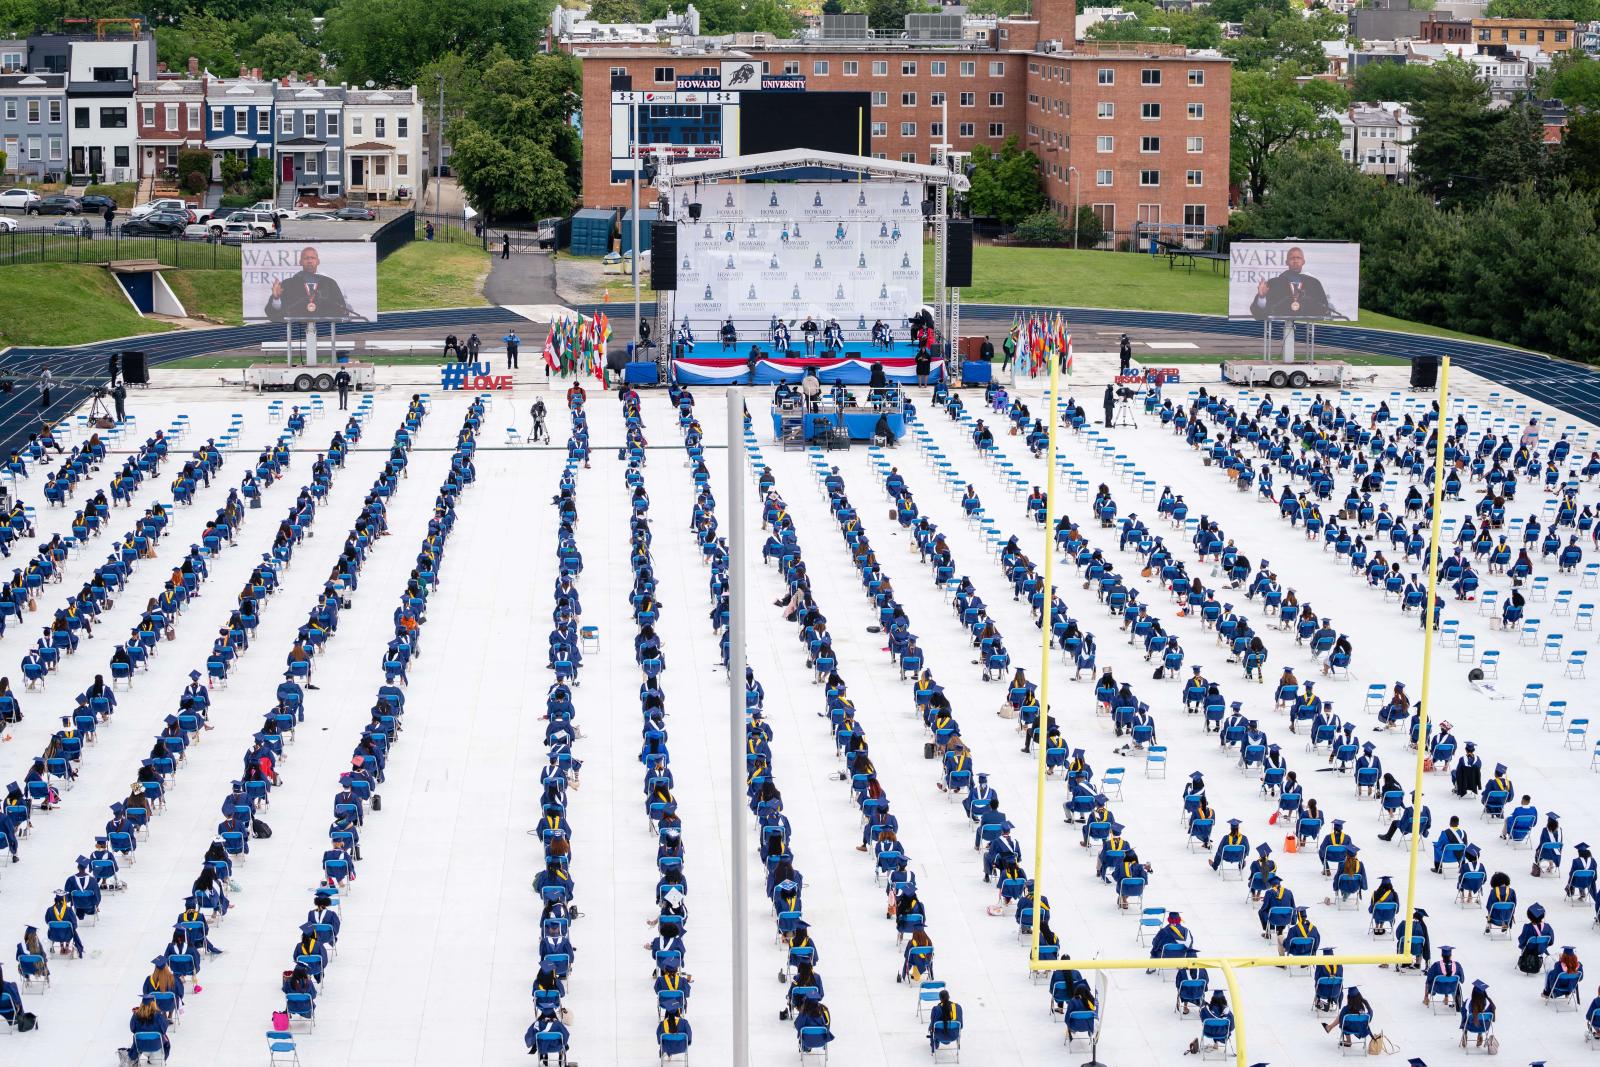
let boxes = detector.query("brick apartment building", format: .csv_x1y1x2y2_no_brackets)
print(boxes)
566,0,1232,240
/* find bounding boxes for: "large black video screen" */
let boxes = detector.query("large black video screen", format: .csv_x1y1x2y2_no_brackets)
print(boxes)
739,91,873,156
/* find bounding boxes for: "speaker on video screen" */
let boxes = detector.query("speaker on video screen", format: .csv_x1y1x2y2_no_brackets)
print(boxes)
651,222,677,292
121,350,148,385
945,220,973,289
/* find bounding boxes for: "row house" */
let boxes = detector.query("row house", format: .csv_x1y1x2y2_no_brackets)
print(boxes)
1334,101,1417,180
65,37,153,181
204,78,275,180
135,76,204,180
0,71,67,179
343,87,421,201
274,81,345,200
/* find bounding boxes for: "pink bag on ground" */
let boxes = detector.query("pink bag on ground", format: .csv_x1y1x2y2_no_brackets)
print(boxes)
271,1011,289,1031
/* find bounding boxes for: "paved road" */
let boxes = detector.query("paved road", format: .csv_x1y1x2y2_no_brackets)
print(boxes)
2,301,1597,457
482,249,558,306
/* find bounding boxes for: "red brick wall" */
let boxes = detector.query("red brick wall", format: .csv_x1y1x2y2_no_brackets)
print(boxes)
576,45,1233,235
1027,52,1232,237
580,50,1027,209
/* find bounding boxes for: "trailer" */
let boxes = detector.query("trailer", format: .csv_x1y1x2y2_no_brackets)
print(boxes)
1220,360,1349,390
245,361,377,393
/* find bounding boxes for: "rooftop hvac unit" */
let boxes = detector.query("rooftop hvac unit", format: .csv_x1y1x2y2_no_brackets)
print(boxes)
905,13,963,39
821,12,869,38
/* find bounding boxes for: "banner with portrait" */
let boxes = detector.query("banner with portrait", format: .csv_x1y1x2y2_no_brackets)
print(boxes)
1228,241,1360,322
242,242,379,323
672,181,924,331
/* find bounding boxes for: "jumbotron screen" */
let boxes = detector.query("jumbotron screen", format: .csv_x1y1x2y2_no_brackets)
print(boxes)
739,91,873,156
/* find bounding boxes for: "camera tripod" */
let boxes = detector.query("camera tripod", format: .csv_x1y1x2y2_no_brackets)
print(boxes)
1112,398,1138,428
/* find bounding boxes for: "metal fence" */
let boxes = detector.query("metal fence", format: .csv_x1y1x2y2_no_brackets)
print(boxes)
372,210,415,260
0,229,243,269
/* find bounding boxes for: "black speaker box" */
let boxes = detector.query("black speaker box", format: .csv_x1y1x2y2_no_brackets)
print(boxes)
1410,356,1439,389
945,220,973,288
650,222,677,292
121,350,149,385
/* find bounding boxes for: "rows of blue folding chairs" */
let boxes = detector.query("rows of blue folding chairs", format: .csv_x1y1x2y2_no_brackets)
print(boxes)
101,400,408,1060
275,395,466,1046
16,409,373,1058
861,430,1118,1054
674,386,838,1063
770,432,988,1062
8,419,309,890
528,399,588,1067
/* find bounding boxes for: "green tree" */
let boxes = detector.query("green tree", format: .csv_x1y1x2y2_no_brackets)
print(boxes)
324,0,549,87
177,147,211,192
587,0,643,20
219,154,248,190
1088,10,1224,49
1230,70,1345,203
1206,0,1289,22
242,30,323,79
1351,62,1445,104
154,15,239,76
965,0,1029,14
1559,111,1600,192
1072,204,1106,247
859,0,931,30
1412,89,1543,208
443,51,583,219
250,155,275,198
450,125,575,220
1013,210,1070,245
1222,9,1337,71
1547,53,1600,110
965,136,1044,224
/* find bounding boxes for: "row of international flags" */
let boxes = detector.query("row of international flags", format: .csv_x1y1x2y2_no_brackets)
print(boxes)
1010,312,1073,378
542,312,613,382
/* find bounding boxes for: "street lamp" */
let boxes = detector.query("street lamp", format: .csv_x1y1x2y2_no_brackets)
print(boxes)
433,74,444,219
1067,165,1080,250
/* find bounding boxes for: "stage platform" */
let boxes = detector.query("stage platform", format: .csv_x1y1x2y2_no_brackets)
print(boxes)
673,353,944,386
682,339,927,361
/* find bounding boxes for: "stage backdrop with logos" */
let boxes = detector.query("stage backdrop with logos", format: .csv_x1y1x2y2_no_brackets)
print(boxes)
1228,241,1360,322
676,181,924,332
242,242,378,324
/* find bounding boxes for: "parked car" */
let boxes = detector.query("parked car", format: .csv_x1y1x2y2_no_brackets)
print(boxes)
334,205,375,221
78,193,118,214
247,201,296,219
31,195,82,216
50,218,93,236
131,197,190,219
120,212,188,237
0,188,40,213
0,216,16,232
295,211,340,221
224,209,278,238
183,221,217,240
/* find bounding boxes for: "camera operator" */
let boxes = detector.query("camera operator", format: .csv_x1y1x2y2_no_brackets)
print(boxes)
1103,383,1115,429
